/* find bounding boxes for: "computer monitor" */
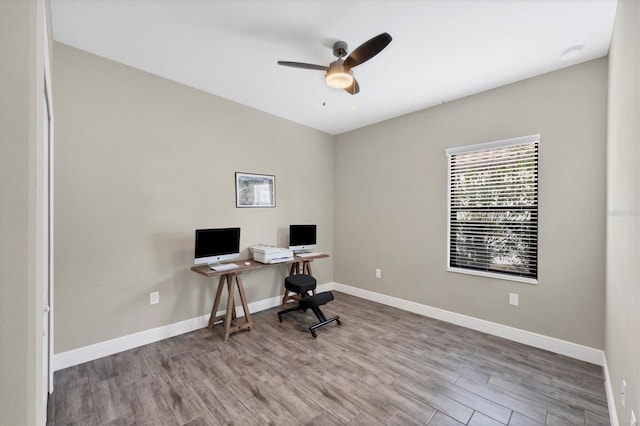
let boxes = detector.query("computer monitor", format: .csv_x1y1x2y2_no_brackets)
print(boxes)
194,227,241,266
289,224,316,253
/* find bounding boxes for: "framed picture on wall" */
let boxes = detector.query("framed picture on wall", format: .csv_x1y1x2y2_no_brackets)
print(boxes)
235,172,276,208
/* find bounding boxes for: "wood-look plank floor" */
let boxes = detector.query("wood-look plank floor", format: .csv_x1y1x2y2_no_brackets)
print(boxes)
47,292,610,425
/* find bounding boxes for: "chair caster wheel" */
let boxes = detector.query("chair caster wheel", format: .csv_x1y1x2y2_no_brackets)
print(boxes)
311,331,317,338
278,314,283,323
336,319,342,326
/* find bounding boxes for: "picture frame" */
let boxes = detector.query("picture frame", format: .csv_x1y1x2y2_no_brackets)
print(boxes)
235,172,276,208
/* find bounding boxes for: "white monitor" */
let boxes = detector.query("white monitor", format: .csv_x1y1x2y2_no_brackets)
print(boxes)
194,228,240,266
289,224,316,253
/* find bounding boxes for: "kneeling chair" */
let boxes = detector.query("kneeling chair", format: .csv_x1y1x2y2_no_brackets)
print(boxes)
277,274,341,338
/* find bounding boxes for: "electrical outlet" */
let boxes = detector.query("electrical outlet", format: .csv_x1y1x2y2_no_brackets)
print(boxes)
631,410,637,426
375,269,381,279
622,379,627,408
150,291,159,305
509,293,519,306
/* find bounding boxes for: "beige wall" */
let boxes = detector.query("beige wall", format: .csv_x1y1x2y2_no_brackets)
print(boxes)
52,43,335,353
607,0,640,423
0,0,50,424
335,59,607,349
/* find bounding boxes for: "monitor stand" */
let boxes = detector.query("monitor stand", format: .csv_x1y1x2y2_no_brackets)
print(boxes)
208,261,222,269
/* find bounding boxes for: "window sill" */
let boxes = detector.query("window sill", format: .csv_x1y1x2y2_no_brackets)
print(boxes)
447,267,538,285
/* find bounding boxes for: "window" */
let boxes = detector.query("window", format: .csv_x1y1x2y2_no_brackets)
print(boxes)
446,135,539,283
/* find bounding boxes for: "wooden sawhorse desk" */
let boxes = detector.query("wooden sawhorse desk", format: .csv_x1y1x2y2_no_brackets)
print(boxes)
191,254,329,339
191,261,261,340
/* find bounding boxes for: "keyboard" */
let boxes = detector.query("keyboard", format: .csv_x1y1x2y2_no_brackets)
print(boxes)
210,263,239,271
296,252,322,258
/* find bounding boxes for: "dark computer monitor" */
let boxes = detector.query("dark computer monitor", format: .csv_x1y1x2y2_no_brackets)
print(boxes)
289,224,316,253
194,227,241,266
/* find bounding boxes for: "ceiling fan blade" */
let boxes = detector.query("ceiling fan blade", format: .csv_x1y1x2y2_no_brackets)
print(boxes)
344,79,360,95
277,61,327,71
343,33,392,69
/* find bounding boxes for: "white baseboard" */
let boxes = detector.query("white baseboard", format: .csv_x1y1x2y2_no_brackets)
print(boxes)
53,282,335,372
54,281,613,421
54,281,602,371
332,282,604,366
602,354,620,426
53,280,615,425
53,313,210,372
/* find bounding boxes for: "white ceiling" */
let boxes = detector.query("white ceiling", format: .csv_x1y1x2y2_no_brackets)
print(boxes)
51,0,618,135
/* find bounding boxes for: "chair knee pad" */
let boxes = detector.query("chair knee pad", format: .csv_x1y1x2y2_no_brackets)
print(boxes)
299,291,334,309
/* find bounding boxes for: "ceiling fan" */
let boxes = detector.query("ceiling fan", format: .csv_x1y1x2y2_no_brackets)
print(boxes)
277,32,392,95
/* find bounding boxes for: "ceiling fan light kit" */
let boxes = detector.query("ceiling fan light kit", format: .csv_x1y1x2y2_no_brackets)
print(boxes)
277,32,392,95
326,65,353,89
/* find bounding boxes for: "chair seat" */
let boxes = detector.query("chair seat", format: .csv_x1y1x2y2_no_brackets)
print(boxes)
284,274,316,294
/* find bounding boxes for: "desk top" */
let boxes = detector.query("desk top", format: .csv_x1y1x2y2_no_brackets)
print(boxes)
190,253,329,277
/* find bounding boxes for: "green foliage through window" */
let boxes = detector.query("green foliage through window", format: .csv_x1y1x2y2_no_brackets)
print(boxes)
447,137,538,280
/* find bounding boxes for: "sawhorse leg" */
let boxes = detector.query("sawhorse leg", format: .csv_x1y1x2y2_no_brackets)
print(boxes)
208,273,253,340
208,275,226,329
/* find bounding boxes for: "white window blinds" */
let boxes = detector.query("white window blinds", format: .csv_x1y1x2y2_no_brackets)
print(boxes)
447,135,539,282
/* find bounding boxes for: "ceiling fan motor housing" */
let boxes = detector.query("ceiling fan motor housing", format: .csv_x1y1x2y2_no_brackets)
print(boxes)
333,41,348,58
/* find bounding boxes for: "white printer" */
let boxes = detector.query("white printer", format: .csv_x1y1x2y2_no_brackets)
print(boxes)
251,245,294,264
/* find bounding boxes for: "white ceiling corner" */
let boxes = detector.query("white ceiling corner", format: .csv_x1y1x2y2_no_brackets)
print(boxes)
50,0,618,135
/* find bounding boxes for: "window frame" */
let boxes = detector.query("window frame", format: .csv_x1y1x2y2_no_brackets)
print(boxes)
446,135,539,285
